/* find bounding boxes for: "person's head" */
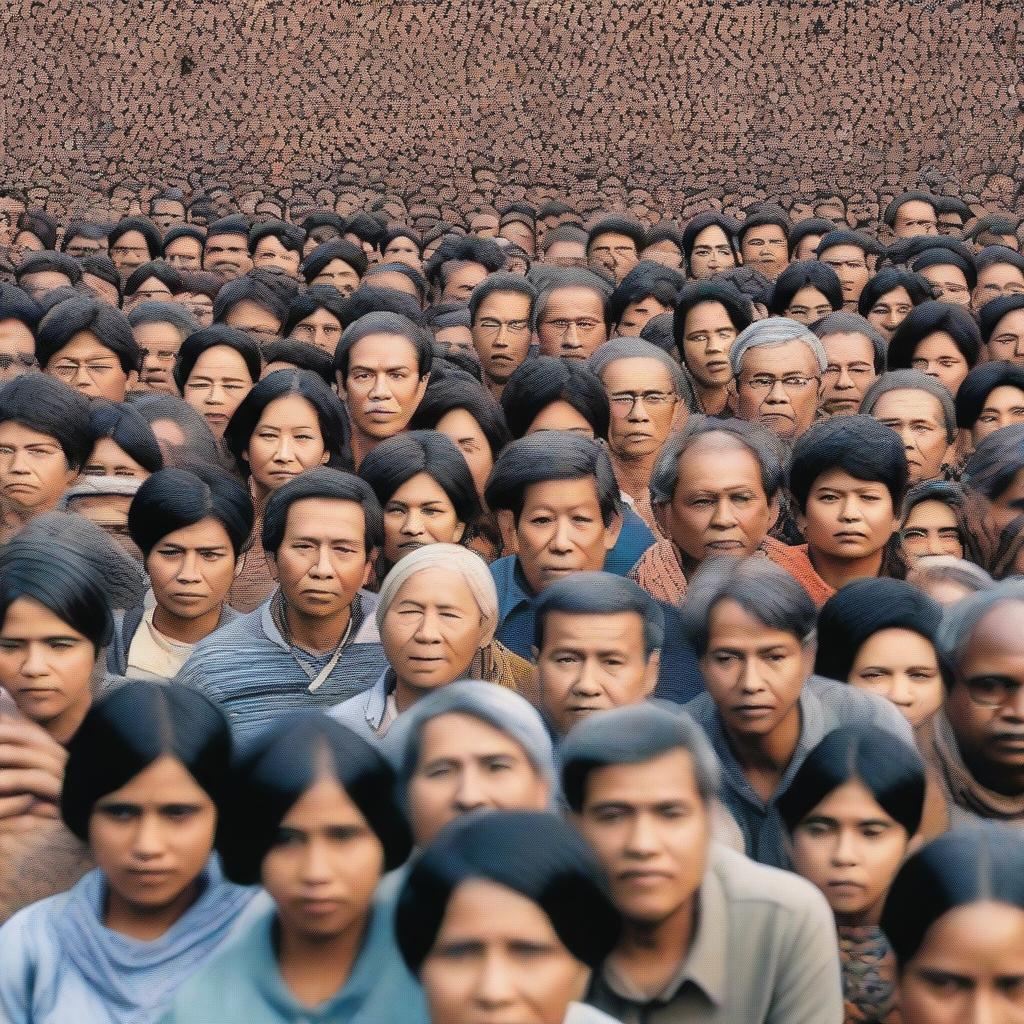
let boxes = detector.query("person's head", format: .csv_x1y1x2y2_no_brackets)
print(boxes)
0,283,41,382
61,682,231,921
202,215,253,280
673,280,754,392
964,422,1024,533
586,215,645,282
965,213,1021,250
971,245,1024,311
172,325,262,438
14,250,81,300
538,224,588,266
123,259,184,313
220,713,410,943
176,270,222,326
484,434,623,595
815,579,944,727
935,194,973,236
211,273,290,344
812,311,885,417
779,726,925,925
500,356,610,441
561,701,720,927
37,296,142,401
128,301,200,394
262,468,382,618
862,370,956,484
737,209,791,280
640,223,685,269
248,219,305,278
956,361,1024,445
467,273,537,387
85,400,164,479
605,261,684,336
884,192,938,239
788,218,838,263
397,810,619,1024
816,230,878,307
161,225,205,272
130,391,223,466
0,532,113,742
534,269,612,360
979,293,1024,366
886,300,981,397
899,480,970,568
680,211,741,279
423,302,473,352
61,220,109,260
379,226,424,270
768,260,843,324
224,368,346,497
148,188,186,232
362,261,428,307
107,216,162,274
882,824,1024,1024
532,572,663,736
858,268,934,343
423,235,507,303
731,317,826,438
260,337,335,384
281,284,346,355
911,247,977,307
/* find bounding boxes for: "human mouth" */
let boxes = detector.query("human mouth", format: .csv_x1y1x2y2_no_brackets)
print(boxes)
826,880,865,897
619,869,674,884
733,705,774,720
169,592,207,603
834,530,867,541
127,868,175,884
706,539,745,551
297,897,343,917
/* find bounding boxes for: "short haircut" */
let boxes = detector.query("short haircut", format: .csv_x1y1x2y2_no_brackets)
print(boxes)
964,421,1024,501
500,356,611,440
259,337,334,384
532,267,612,332
955,361,1024,429
857,268,934,318
248,218,305,256
261,466,383,556
129,464,253,559
672,279,754,360
88,400,164,474
974,244,1024,276
61,681,231,842
0,282,42,330
300,238,368,284
408,373,512,458
14,250,82,285
787,217,838,259
978,293,1024,345
589,337,694,406
560,702,721,812
421,301,471,333
887,300,981,374
736,208,792,246
179,271,224,301
882,823,1024,969
282,283,347,338
212,274,289,328
883,191,936,227
333,311,433,379
36,296,142,375
467,271,537,323
861,369,958,444
642,223,684,257
172,324,262,393
127,300,200,340
378,226,423,257
788,414,908,513
815,229,881,258
768,260,844,316
606,261,685,329
219,712,411,884
124,260,184,298
61,221,109,252
534,571,664,656
0,371,93,469
422,235,507,292
934,579,1024,675
162,224,206,255
345,212,386,247
681,211,741,265
364,261,428,303
128,391,224,467
108,216,162,259
538,224,588,254
396,810,619,974
485,432,622,526
911,247,978,290
812,311,887,373
204,214,251,243
15,210,57,250
638,311,677,354
729,316,828,376
777,725,926,837
586,215,646,253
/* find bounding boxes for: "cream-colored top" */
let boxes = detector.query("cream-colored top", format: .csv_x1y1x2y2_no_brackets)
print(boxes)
125,607,195,681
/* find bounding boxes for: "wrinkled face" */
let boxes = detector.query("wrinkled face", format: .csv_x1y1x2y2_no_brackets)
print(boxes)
183,345,255,438
681,301,737,389
866,286,915,344
688,225,736,280
784,285,835,325
472,290,533,384
898,902,1024,1024
420,879,589,1024
849,627,944,728
515,477,622,595
89,756,216,921
871,390,949,484
0,318,37,382
735,340,822,439
146,517,237,623
47,330,136,402
819,244,871,306
901,499,964,565
789,780,910,925
740,224,789,280
601,357,679,459
819,331,877,416
202,232,252,280
261,775,384,942
892,200,937,238
83,436,150,479
536,286,607,359
246,394,329,495
291,306,342,355
536,609,657,736
0,420,77,516
910,331,970,396
224,299,282,346
408,713,549,847
985,308,1024,365
163,235,202,271
382,472,465,567
442,262,489,303
588,231,638,282
973,384,1024,443
918,264,971,306
434,408,493,500
341,334,428,442
134,321,184,393
576,749,709,927
972,263,1024,311
109,229,151,272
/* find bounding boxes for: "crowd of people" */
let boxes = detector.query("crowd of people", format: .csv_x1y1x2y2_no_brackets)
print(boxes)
0,179,1022,1023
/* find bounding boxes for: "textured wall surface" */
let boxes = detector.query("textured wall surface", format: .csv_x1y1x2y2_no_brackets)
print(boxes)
1,0,1022,212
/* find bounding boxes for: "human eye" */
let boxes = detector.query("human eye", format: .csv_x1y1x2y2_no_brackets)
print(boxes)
98,803,138,822
200,549,225,561
711,650,737,664
801,821,830,838
783,375,808,387
46,638,78,650
870,305,888,316
273,827,303,847
163,804,200,821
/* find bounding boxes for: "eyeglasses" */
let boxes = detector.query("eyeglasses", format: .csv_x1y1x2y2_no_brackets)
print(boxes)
609,391,677,410
0,353,36,371
109,244,149,257
51,359,119,379
962,675,1024,708
475,318,531,338
740,374,819,392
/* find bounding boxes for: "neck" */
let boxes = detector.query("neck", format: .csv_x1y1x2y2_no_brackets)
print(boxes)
394,676,429,714
612,446,659,480
835,894,886,929
277,912,369,1008
807,546,884,591
485,376,506,402
695,382,729,415
964,750,1024,798
47,691,93,746
348,425,382,470
613,898,696,990
284,601,352,654
153,603,223,645
104,877,201,941
725,702,802,777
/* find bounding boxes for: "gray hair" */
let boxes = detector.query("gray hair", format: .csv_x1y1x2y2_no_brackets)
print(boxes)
588,337,695,407
127,300,201,340
860,369,957,443
531,266,612,333
812,311,887,371
934,579,1024,673
729,316,828,377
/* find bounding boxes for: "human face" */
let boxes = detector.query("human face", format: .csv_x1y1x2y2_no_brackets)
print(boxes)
615,294,673,336
973,263,1024,311
437,325,474,351
149,200,185,232
47,331,137,401
849,628,944,728
472,290,533,385
0,421,78,516
83,436,150,479
163,235,202,271
500,221,535,255
224,299,282,345
820,331,877,416
0,318,37,382
290,306,342,355
536,610,658,736
901,500,964,564
382,472,465,566
543,239,587,266
910,332,970,396
640,238,684,269
872,390,949,483
435,408,493,500
735,339,822,439
366,270,420,302
202,232,252,280
700,598,812,740
601,357,679,459
312,258,361,296
269,497,370,620
64,233,105,259
18,270,72,300
253,235,300,277
125,274,173,311
261,775,383,942
576,749,709,927
134,321,184,393
147,517,236,624
109,229,151,273
867,286,915,343
973,385,1024,443
469,212,499,238
985,308,1024,365
681,301,738,389
515,477,622,595
689,225,736,279
588,231,638,282
658,434,777,567
421,879,590,1024
793,234,826,262
341,334,428,442
408,713,549,847
740,224,789,280
918,264,971,306
183,345,255,437
246,394,329,495
383,237,422,270
442,262,490,303
784,285,835,325
177,292,214,326
536,286,608,359
526,400,595,438
893,200,938,238
819,245,871,307
899,901,1024,1024
789,781,910,926
0,597,96,741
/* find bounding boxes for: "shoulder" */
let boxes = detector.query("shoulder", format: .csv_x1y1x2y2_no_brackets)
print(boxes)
806,676,914,740
0,888,69,955
712,844,832,920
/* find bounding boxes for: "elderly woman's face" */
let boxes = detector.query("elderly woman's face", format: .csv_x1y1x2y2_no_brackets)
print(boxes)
408,712,550,846
383,472,465,567
382,567,485,689
420,877,589,1024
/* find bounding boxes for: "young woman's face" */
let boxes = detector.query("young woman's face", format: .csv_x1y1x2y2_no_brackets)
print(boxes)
183,345,254,438
90,754,216,920
382,472,466,566
434,408,494,501
146,518,237,624
246,394,329,495
790,780,910,926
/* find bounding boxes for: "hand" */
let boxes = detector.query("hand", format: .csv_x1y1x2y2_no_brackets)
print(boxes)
0,716,67,825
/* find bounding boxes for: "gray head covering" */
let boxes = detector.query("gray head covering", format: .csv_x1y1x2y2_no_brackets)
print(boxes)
60,475,142,505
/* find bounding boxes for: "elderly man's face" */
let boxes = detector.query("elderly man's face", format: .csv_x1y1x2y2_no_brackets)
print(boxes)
536,286,608,359
600,356,680,460
735,339,822,439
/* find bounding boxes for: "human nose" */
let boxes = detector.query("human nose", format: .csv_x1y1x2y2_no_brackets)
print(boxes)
368,373,391,399
710,496,738,529
413,607,443,643
453,765,488,813
298,837,333,884
401,507,425,537
7,447,30,474
627,396,650,422
765,379,789,404
739,657,767,695
571,656,602,696
836,366,855,391
206,381,225,406
177,549,201,582
309,544,335,578
624,812,660,857
839,495,864,522
924,531,947,556
19,642,48,678
830,828,859,867
561,324,582,352
131,812,168,859
888,674,914,709
273,434,295,464
473,950,518,1009
549,516,574,553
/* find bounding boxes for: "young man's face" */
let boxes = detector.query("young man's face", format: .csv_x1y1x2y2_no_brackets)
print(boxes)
740,224,788,280
681,301,738,390
972,262,1024,311
202,232,252,280
819,331,877,417
471,290,533,386
892,200,937,238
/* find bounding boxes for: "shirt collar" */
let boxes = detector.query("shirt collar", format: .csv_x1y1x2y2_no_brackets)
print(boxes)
491,556,536,614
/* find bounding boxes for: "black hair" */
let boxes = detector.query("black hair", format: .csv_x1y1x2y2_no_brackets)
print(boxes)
672,280,754,360
224,368,348,476
219,712,411,884
768,260,844,317
485,433,622,525
642,222,685,256
857,268,934,318
886,300,981,374
638,311,677,354
911,247,978,290
61,681,232,842
172,324,262,393
431,347,483,381
107,217,162,260
606,261,685,329
333,311,433,379
204,214,252,242
963,421,1024,502
883,191,936,228
379,226,424,258
123,260,184,298
129,392,225,468
0,371,93,469
500,356,611,440
0,282,42,330
282,284,347,339
955,361,1024,430
212,274,289,330
422,302,471,333
36,295,142,375
88,401,164,474
364,262,428,304
812,311,888,373
14,250,82,285
979,293,1024,345
974,244,1024,276
345,211,386,247
737,209,792,246
260,338,335,385
409,373,512,458
162,224,206,254
300,238,368,284
680,211,741,264
787,218,838,258
815,229,881,259
301,211,345,237
15,210,58,251
586,215,646,253
262,467,383,556
337,286,423,327
248,218,305,256
467,272,537,322
423,235,507,293
777,725,926,837
396,810,619,974
788,415,908,513
178,271,224,301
